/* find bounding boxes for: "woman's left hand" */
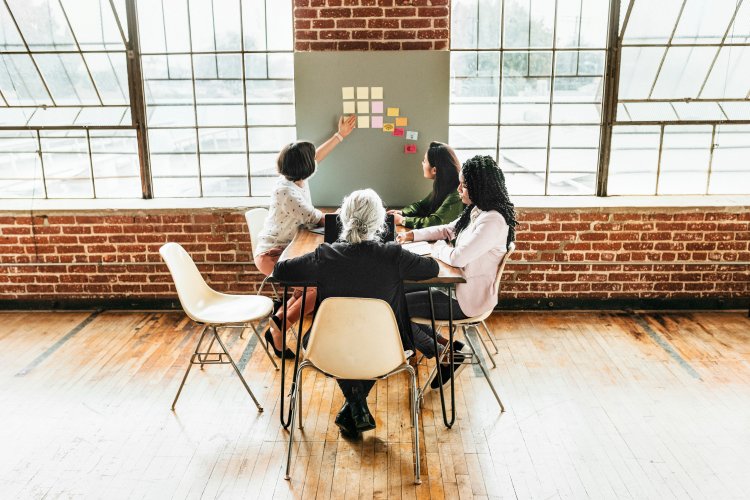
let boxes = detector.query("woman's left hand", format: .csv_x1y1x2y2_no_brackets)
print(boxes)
338,115,356,138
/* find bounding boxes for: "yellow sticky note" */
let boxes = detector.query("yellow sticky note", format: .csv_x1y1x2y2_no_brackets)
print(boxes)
395,117,408,127
356,87,369,99
342,87,354,100
357,115,369,128
343,101,355,114
383,123,395,132
387,108,399,117
371,87,383,99
357,101,369,114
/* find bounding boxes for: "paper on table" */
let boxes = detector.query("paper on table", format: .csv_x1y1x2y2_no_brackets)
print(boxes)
357,101,369,114
357,115,370,128
356,87,369,99
343,101,355,114
371,87,383,99
387,108,399,116
342,87,354,99
371,115,383,128
371,101,383,113
401,241,432,256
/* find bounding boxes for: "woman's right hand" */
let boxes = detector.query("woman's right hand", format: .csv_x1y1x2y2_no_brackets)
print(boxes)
396,231,414,244
338,115,356,138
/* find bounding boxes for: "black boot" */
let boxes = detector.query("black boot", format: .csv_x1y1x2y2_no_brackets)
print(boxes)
334,402,361,439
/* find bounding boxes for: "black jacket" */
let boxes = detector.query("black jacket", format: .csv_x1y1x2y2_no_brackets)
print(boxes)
273,240,439,351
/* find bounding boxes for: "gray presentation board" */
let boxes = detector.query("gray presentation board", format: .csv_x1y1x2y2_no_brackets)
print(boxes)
294,51,449,207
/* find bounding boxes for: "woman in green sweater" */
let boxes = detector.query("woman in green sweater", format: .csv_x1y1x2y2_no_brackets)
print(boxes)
388,141,465,229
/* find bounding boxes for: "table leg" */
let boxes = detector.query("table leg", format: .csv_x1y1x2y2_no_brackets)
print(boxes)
424,286,456,428
280,285,291,428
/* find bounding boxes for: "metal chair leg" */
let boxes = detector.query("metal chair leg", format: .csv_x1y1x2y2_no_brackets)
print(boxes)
172,325,208,410
211,326,264,412
408,365,421,485
200,334,216,370
463,332,505,412
470,324,497,369
481,320,500,354
251,322,278,370
285,362,307,480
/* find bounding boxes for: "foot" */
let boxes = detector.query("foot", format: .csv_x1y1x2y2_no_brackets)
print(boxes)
349,399,376,432
428,341,469,391
264,327,295,360
334,402,361,439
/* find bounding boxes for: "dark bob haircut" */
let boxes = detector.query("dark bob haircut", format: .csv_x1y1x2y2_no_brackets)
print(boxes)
277,141,316,182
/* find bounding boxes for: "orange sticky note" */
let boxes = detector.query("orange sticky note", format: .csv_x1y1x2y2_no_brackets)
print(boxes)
383,123,395,132
387,108,399,117
395,117,408,127
393,127,405,137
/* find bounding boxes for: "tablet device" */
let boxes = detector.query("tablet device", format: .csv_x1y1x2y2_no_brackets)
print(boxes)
323,213,395,244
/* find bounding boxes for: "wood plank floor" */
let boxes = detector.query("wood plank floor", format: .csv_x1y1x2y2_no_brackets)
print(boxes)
1,310,749,499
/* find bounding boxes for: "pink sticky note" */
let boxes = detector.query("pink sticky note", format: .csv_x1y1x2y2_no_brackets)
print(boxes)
371,115,383,128
371,101,383,114
393,127,405,137
404,144,417,154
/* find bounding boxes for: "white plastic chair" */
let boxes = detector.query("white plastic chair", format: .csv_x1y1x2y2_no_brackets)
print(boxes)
284,297,422,484
245,208,279,300
160,242,277,412
411,243,515,411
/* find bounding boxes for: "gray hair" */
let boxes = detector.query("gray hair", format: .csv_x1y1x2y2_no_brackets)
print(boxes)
339,189,386,244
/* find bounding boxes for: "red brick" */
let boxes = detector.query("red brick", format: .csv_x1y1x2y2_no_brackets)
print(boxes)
296,30,319,40
368,18,399,28
384,7,416,17
417,6,448,16
383,29,416,39
352,7,383,16
401,41,433,49
312,19,335,28
308,41,337,50
321,7,352,17
370,41,401,49
295,19,311,29
337,41,369,49
295,8,318,18
320,30,351,39
401,18,431,28
336,19,367,28
352,30,383,39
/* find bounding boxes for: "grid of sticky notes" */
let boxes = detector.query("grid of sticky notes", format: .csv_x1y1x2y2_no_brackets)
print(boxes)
342,86,418,154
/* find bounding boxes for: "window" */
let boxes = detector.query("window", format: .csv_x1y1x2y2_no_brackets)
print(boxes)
450,0,750,196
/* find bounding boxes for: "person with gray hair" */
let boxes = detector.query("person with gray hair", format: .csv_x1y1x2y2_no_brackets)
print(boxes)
273,189,438,439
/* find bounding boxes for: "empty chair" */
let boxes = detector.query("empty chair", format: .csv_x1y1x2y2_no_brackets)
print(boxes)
285,297,422,484
411,243,515,411
159,242,277,412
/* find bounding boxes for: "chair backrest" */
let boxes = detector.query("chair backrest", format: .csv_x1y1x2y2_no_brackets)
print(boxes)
492,242,516,296
305,297,407,379
159,242,218,322
245,208,268,254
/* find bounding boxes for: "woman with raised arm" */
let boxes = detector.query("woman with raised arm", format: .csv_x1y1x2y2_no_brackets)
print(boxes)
253,115,356,359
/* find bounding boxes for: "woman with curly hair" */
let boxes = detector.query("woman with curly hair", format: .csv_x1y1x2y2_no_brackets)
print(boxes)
387,141,465,229
397,155,517,389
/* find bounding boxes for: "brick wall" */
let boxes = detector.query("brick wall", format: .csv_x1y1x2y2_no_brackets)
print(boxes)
293,0,450,51
2,208,748,308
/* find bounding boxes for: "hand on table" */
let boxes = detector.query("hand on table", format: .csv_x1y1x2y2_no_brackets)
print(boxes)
396,231,414,244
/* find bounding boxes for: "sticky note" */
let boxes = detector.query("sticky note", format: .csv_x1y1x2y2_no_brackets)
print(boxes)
406,130,418,140
356,87,369,99
371,101,383,114
404,144,417,154
387,107,399,117
371,115,383,128
393,127,405,137
343,101,355,114
371,87,383,99
383,123,395,132
357,101,369,114
342,87,354,100
357,115,369,128
395,117,408,127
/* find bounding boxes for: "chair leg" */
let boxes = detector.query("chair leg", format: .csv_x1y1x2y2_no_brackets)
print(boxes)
211,326,264,412
200,334,216,370
172,325,208,410
463,332,505,412
285,362,306,480
471,324,497,369
481,320,500,354
250,321,279,370
408,365,421,485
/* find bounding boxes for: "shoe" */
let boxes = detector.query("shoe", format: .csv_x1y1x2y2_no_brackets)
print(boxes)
349,399,376,432
264,328,295,360
272,299,283,312
428,341,470,391
334,402,361,439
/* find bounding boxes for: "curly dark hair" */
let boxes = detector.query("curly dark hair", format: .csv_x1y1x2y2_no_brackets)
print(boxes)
453,155,517,247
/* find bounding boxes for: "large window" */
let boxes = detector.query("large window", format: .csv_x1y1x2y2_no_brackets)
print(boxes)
449,0,750,196
0,0,293,199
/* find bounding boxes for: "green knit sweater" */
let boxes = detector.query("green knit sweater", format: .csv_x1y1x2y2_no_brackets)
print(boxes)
401,191,465,229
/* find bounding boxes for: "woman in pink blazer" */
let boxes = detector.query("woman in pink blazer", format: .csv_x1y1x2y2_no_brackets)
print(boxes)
397,155,517,389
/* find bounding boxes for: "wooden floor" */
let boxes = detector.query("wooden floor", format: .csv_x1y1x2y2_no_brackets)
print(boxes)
1,310,749,499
